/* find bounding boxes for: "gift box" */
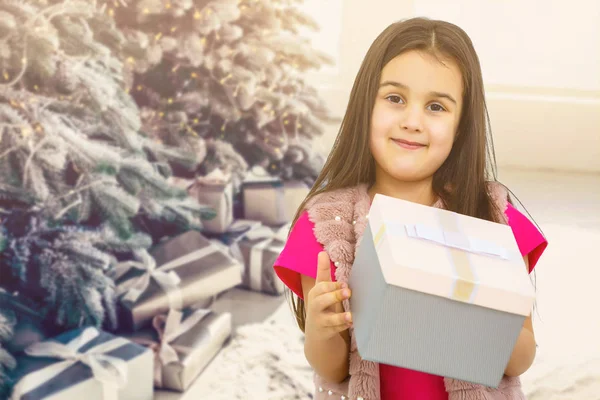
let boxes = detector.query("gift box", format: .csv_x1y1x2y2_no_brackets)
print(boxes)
349,194,536,388
125,307,232,392
112,230,242,332
281,180,310,222
9,327,153,400
219,223,288,295
188,169,234,234
242,178,309,226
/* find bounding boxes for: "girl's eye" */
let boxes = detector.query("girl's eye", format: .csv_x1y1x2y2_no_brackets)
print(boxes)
427,103,446,112
386,95,403,104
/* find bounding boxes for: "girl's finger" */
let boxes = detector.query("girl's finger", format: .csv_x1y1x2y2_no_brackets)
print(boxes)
322,311,352,327
313,287,351,312
309,281,344,299
315,251,332,283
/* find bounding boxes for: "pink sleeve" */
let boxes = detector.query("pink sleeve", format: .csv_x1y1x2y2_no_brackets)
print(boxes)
273,211,335,300
505,203,548,273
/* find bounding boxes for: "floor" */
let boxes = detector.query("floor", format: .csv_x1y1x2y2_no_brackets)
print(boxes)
155,168,600,399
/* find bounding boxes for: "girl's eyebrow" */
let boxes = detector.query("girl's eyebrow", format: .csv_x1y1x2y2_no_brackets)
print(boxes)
379,80,457,105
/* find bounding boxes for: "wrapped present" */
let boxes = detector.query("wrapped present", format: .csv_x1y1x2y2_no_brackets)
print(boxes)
242,177,309,226
282,180,310,222
216,223,289,295
126,307,232,392
188,169,234,234
349,194,536,388
111,231,242,332
9,327,153,400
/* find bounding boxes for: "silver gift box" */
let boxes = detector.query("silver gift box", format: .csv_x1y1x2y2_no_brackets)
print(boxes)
126,309,232,392
113,230,242,332
10,327,154,400
242,179,309,226
349,194,535,388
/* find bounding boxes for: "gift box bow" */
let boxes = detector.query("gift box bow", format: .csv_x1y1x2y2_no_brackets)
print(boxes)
193,168,231,186
11,327,129,400
111,249,183,309
170,169,231,191
212,222,290,264
111,244,220,310
132,307,211,388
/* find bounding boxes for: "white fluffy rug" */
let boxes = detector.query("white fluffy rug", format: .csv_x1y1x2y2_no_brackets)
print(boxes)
201,316,315,400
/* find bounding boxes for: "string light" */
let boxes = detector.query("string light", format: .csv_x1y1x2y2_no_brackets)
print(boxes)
3,71,8,80
143,8,150,14
165,2,172,9
190,72,197,78
194,10,201,19
108,8,114,16
171,27,177,33
155,32,162,41
219,74,232,84
136,85,142,91
127,57,134,64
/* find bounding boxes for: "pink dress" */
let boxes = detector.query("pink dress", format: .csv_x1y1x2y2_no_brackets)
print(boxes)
273,203,548,400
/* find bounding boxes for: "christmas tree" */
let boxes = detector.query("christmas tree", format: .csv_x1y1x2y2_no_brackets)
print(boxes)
0,0,216,340
107,0,333,185
0,302,16,399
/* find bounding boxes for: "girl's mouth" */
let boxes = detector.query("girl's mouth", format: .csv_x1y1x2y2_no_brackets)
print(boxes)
392,138,426,150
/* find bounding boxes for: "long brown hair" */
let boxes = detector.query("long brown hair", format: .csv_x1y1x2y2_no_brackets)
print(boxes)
288,17,505,332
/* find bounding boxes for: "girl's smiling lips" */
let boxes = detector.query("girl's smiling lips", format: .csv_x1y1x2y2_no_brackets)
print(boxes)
391,138,427,150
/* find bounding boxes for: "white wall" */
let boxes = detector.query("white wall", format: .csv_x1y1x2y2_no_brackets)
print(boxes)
301,0,600,173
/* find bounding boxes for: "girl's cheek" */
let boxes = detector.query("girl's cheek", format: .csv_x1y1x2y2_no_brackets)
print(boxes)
371,108,400,137
428,119,456,142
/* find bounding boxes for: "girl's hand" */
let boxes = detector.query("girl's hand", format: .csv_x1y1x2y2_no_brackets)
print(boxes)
304,251,353,342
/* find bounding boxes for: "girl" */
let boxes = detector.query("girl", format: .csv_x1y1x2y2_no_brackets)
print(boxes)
273,17,548,400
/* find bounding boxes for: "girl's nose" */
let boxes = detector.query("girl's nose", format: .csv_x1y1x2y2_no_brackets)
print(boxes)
400,106,424,133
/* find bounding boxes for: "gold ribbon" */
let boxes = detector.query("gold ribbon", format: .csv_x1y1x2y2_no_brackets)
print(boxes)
436,211,477,303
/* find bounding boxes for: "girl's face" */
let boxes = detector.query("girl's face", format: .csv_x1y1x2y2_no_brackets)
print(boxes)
369,50,464,185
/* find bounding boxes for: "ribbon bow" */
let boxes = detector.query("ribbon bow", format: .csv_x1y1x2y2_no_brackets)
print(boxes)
193,168,231,186
215,222,289,263
132,308,211,388
111,249,184,310
11,328,130,400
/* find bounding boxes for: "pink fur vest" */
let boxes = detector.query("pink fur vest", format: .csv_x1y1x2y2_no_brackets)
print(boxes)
304,182,527,400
